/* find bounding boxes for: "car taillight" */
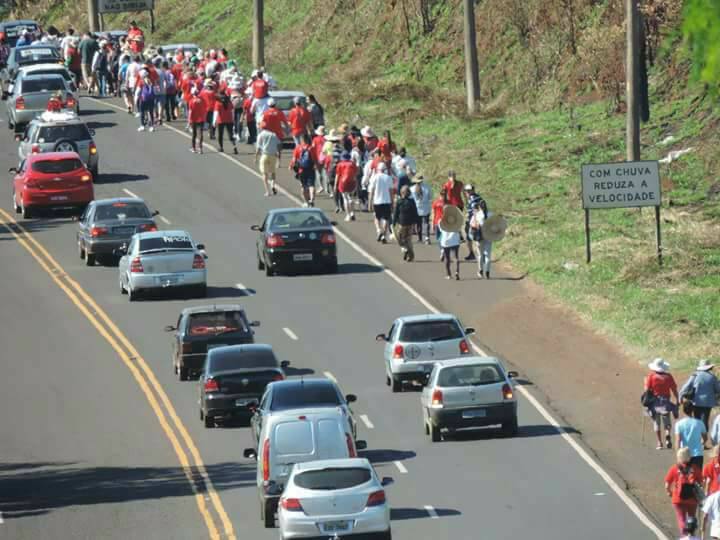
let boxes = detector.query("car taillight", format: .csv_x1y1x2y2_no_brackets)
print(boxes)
130,257,144,273
459,339,470,354
204,378,219,392
90,226,108,237
320,232,336,244
502,383,514,400
30,144,40,154
392,344,404,359
272,373,284,381
181,342,192,354
280,497,303,512
89,142,97,155
266,234,285,248
139,223,157,232
192,254,205,269
80,174,91,182
15,96,24,110
346,433,356,458
66,96,76,108
262,439,270,482
366,490,386,507
431,389,443,407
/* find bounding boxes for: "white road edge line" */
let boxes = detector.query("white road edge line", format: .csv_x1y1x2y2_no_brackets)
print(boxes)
0,511,4,524
394,461,408,474
159,215,171,225
323,371,338,383
283,327,298,341
359,414,374,429
87,97,669,540
122,188,139,199
424,505,438,519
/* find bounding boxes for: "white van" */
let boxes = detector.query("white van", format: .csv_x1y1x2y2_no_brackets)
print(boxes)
243,408,367,528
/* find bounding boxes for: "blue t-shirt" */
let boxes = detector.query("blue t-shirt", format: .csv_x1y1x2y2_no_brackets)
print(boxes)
676,417,706,457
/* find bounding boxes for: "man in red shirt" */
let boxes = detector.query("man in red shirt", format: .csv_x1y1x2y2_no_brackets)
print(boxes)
287,97,312,147
250,69,269,99
704,447,720,496
443,170,465,211
188,89,207,154
243,95,256,144
199,82,217,139
213,93,236,154
262,99,289,142
127,21,144,54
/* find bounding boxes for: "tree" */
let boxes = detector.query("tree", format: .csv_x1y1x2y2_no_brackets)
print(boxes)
682,0,720,84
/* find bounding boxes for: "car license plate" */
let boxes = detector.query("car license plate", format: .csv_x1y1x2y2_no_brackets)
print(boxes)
114,226,135,235
156,275,179,286
235,399,251,407
322,521,350,533
293,253,313,262
50,195,68,201
462,409,486,418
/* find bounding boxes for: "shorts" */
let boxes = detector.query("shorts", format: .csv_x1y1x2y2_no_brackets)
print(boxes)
373,204,391,221
299,171,315,188
81,63,92,81
259,154,278,176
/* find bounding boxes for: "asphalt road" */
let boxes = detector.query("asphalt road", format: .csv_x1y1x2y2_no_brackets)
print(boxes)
0,99,664,539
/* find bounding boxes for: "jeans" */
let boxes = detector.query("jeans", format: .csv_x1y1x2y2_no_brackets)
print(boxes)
417,215,430,240
476,240,492,274
246,120,257,144
396,224,414,260
233,109,243,142
165,94,177,121
693,406,712,430
191,122,204,149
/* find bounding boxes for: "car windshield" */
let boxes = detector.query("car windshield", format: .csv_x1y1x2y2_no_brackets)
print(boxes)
209,349,277,372
139,235,193,252
22,78,65,93
399,320,463,343
271,96,296,110
188,311,247,336
294,468,371,491
270,384,341,410
17,48,58,63
94,202,151,221
438,364,504,387
270,211,329,230
38,125,90,143
31,159,82,174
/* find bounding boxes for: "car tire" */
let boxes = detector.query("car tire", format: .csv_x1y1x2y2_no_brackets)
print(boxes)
257,253,265,271
265,263,273,277
262,499,275,528
127,285,140,302
90,166,99,181
53,138,78,153
425,419,430,435
385,374,391,387
391,377,402,393
203,412,213,428
430,422,441,443
12,189,20,214
177,363,188,381
20,201,32,219
78,240,86,260
119,276,127,294
85,252,96,266
503,416,519,437
375,529,392,540
326,261,338,274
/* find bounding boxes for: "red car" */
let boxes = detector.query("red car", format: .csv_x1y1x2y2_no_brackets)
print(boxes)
11,151,94,218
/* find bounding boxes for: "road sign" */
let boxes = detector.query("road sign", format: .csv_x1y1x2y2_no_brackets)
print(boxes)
581,161,660,209
98,0,154,13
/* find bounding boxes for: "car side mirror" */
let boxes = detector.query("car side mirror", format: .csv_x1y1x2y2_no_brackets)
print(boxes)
280,360,290,369
113,245,127,257
507,370,519,379
345,394,357,403
375,333,387,342
164,325,176,332
245,399,259,411
355,440,367,450
243,448,257,460
196,243,205,251
89,128,96,136
250,225,261,231
249,320,261,327
465,327,475,336
152,210,160,216
381,477,394,487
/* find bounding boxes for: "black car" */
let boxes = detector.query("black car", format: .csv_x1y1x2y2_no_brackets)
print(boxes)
199,344,289,428
166,305,260,380
250,378,357,443
76,198,159,266
252,208,337,276
0,20,39,48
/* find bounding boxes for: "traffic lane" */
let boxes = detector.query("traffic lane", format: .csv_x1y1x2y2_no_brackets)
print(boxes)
2,103,658,538
0,227,208,540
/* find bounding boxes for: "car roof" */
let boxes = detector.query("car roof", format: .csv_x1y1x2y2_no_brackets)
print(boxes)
395,313,459,324
208,344,272,355
26,151,81,162
31,114,84,127
94,197,147,206
181,304,246,315
268,407,346,421
161,43,199,49
134,229,191,240
269,90,307,98
18,63,68,73
434,356,502,369
269,378,337,391
1,20,38,26
16,44,58,51
293,458,371,473
267,207,327,217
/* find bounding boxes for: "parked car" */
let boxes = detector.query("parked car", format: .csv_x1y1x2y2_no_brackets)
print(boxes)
244,409,366,528
421,356,519,442
198,344,288,428
278,458,393,540
166,305,260,380
376,314,475,392
6,73,73,132
117,230,208,301
0,20,40,48
76,198,158,266
253,208,337,276
18,112,96,176
10,151,93,218
2,44,61,93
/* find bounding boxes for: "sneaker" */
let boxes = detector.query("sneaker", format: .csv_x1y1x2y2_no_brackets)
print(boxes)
189,147,196,153
127,106,132,114
424,237,430,245
485,271,490,279
233,147,238,155
464,253,476,261
376,232,383,242
388,233,395,241
445,275,452,280
218,146,224,153
656,444,664,450
272,186,277,195
317,187,325,194
350,214,356,221
149,126,155,133
344,215,351,222
135,113,141,118
381,236,387,244
137,125,145,132
477,271,484,279
303,202,310,208
440,252,445,262
403,251,408,261
335,208,341,214
199,148,203,154
665,434,672,449
455,273,460,281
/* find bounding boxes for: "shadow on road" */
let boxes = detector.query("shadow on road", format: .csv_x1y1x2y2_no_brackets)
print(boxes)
205,286,256,299
443,423,580,443
86,121,117,130
284,366,315,377
337,263,383,274
359,449,416,464
79,108,115,116
0,216,74,233
0,460,255,519
99,173,149,184
391,507,461,520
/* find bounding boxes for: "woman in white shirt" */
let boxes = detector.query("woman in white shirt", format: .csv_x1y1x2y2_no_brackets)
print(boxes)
439,225,461,280
470,199,492,279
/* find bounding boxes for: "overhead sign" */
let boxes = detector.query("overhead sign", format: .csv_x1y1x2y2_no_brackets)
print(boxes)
98,0,154,13
581,161,660,209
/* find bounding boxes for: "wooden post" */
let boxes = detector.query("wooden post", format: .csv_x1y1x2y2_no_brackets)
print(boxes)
626,0,640,161
253,0,265,69
463,0,480,114
87,0,100,33
585,209,591,263
655,205,662,266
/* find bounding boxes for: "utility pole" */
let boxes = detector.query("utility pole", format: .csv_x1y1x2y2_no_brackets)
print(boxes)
87,0,100,33
463,0,481,114
626,0,640,161
252,0,265,69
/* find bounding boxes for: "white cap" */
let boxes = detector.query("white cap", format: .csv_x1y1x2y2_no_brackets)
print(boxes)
267,98,276,106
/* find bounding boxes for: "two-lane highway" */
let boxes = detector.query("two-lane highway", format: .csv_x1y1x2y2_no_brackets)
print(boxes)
0,99,664,539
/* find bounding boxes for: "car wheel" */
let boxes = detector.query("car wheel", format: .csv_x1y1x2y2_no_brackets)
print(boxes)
90,166,99,181
326,261,338,274
203,412,213,428
263,499,275,528
264,263,273,277
430,422,441,443
177,363,188,381
85,252,96,266
385,374,391,387
375,529,392,540
119,276,127,294
257,252,265,270
503,416,519,437
391,377,402,393
127,285,140,302
78,240,86,260
425,418,430,435
20,201,32,219
12,189,20,214
53,138,78,153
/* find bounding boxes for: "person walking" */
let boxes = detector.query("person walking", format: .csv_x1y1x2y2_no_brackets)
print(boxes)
704,447,720,497
393,185,419,262
243,94,257,144
438,206,462,280
199,81,217,140
290,134,317,206
311,126,328,194
432,188,449,259
335,151,358,220
368,162,394,243
665,447,702,536
411,175,432,244
469,199,494,279
680,516,701,540
214,92,237,154
188,88,207,153
463,184,483,260
644,357,680,450
288,97,312,146
261,99,289,142
702,489,720,539
681,360,720,430
127,21,145,54
255,121,282,196
676,401,709,469
78,31,99,93
136,77,156,132
443,171,465,212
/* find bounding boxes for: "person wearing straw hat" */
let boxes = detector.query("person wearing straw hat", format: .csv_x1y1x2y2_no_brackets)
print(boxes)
681,359,720,430
438,205,464,280
645,357,679,449
665,447,702,535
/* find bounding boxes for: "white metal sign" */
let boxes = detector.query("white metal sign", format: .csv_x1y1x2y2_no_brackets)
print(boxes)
98,0,154,13
581,161,660,209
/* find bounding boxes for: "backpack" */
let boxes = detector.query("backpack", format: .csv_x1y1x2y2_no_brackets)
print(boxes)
140,84,155,102
298,147,313,170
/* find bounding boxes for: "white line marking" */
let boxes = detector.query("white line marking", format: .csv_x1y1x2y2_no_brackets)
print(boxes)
424,505,438,519
159,216,171,225
0,511,4,524
122,188,139,199
394,461,408,474
88,97,668,539
234,282,254,295
360,414,374,429
594,492,606,496
283,327,298,341
323,371,338,383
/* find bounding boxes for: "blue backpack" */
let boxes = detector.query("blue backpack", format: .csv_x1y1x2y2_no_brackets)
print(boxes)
140,83,155,102
299,147,313,170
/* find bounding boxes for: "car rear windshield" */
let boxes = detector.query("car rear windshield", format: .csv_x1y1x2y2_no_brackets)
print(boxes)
31,159,83,174
4,24,39,39
94,202,151,221
438,364,504,387
25,69,71,81
209,349,276,371
38,125,90,143
294,468,371,490
270,385,340,411
399,320,463,343
138,235,193,252
18,49,58,63
270,211,330,230
272,97,295,111
188,312,248,337
22,78,65,93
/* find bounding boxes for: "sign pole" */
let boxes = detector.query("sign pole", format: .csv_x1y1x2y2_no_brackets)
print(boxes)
655,205,662,266
87,0,99,33
585,209,591,263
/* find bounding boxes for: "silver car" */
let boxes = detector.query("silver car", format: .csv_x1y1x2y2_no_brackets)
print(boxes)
117,230,208,301
375,314,475,392
6,73,74,132
11,64,79,104
278,458,393,540
421,356,519,442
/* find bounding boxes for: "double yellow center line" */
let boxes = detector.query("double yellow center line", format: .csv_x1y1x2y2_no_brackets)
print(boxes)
0,208,236,540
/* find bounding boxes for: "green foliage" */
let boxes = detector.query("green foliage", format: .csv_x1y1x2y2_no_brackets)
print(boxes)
682,0,720,84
